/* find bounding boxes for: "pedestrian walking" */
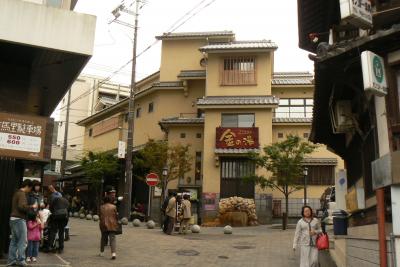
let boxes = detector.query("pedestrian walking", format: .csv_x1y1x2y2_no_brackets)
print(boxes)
161,192,173,231
26,213,44,263
7,179,37,267
293,206,322,267
179,194,191,234
99,196,118,260
164,193,177,235
47,189,69,254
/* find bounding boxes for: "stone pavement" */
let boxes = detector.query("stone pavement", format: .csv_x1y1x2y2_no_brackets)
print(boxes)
0,218,336,267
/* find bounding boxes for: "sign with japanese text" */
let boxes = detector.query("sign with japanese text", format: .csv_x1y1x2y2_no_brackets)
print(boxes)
203,192,217,211
361,51,388,96
340,0,372,29
216,127,259,149
0,112,52,161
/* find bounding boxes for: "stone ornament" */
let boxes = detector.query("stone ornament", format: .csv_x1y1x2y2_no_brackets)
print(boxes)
224,225,233,234
120,217,129,225
93,215,99,221
86,214,92,220
191,224,201,233
146,220,155,229
132,219,141,227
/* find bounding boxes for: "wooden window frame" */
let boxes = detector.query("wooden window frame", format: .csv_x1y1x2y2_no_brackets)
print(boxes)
220,56,257,86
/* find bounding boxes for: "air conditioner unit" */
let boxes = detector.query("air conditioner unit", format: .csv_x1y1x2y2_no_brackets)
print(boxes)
330,100,354,133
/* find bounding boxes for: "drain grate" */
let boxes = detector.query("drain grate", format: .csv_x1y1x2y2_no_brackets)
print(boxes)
176,249,200,256
218,255,229,259
233,245,255,250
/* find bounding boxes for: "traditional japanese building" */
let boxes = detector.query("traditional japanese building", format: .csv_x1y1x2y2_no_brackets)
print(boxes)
77,31,343,224
297,0,400,266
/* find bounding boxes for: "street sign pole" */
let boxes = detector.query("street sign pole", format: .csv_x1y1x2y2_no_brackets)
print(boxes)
147,186,152,218
145,172,159,220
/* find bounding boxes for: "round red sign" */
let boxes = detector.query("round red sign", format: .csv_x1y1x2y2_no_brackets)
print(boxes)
146,172,159,186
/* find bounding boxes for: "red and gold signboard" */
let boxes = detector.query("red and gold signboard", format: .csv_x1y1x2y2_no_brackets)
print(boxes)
0,112,53,161
216,127,259,149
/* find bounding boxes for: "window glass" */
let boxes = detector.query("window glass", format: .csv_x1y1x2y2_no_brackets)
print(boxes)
222,114,255,127
275,107,290,118
222,114,238,127
290,107,305,117
306,99,314,105
148,102,154,113
136,108,141,118
279,99,289,105
305,106,313,118
290,99,304,105
238,114,255,127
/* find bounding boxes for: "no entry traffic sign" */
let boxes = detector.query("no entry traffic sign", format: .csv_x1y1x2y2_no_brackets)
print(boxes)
146,172,159,187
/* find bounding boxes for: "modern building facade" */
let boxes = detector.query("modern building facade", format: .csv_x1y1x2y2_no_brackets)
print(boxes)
0,0,96,256
77,31,343,224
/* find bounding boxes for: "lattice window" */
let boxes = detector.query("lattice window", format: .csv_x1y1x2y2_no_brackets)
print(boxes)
220,57,256,85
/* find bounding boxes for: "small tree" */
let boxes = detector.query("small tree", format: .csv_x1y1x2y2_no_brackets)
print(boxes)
246,135,317,229
81,151,120,213
133,139,193,200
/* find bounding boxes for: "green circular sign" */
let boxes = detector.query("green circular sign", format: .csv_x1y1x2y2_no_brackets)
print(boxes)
373,56,384,83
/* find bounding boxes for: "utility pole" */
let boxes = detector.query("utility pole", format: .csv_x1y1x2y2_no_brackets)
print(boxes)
60,88,71,180
122,0,140,219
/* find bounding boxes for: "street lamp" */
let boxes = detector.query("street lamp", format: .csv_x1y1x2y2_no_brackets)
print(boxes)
162,165,168,198
303,167,308,205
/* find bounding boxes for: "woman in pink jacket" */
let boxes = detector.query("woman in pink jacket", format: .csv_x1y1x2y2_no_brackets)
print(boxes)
26,213,43,263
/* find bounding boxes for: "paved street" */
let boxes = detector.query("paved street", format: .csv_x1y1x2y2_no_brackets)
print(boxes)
1,218,336,267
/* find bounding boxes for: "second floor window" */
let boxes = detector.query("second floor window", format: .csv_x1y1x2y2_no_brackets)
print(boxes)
221,113,255,127
148,102,154,113
136,107,141,118
220,56,256,86
274,98,313,118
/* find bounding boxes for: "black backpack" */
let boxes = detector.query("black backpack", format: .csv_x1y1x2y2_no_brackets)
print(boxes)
52,197,69,219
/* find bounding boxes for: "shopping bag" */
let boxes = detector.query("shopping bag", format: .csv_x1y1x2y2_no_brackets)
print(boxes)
115,222,123,235
316,232,329,250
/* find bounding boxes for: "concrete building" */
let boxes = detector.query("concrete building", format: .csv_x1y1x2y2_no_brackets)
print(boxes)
51,76,130,165
76,31,343,224
0,0,96,256
297,1,400,266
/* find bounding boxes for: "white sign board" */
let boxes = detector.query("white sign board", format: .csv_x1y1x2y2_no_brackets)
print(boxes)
118,141,126,159
0,133,41,153
340,0,372,29
55,160,61,174
361,51,388,96
336,169,348,210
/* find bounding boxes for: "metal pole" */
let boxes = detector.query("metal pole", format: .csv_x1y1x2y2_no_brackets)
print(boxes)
123,0,140,219
304,173,307,205
147,186,152,219
60,88,71,180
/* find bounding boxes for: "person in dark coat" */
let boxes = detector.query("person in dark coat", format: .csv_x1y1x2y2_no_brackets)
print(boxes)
47,190,69,254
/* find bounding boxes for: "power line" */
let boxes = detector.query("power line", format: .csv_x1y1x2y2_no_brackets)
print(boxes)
58,0,218,113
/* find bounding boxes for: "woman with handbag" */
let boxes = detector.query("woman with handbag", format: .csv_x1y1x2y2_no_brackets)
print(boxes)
99,196,118,260
293,206,322,267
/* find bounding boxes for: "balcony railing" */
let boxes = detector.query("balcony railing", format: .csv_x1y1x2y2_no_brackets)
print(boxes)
273,112,313,119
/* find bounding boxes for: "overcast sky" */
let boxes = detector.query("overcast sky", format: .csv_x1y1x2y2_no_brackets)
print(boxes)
75,0,313,85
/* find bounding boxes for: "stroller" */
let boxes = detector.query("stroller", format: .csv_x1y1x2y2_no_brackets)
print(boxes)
40,225,70,252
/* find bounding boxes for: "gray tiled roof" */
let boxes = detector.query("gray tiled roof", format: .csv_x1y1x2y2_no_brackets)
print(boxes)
160,117,204,125
302,158,338,165
178,70,206,78
272,72,314,85
272,117,312,123
197,96,279,106
215,148,260,154
199,40,278,51
156,31,235,40
153,81,183,87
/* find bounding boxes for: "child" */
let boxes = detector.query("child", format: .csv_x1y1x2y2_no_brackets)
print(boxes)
27,213,43,263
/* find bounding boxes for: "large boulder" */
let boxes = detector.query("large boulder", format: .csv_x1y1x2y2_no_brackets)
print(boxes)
224,225,233,234
191,224,201,233
132,219,141,227
146,220,155,229
219,211,248,227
